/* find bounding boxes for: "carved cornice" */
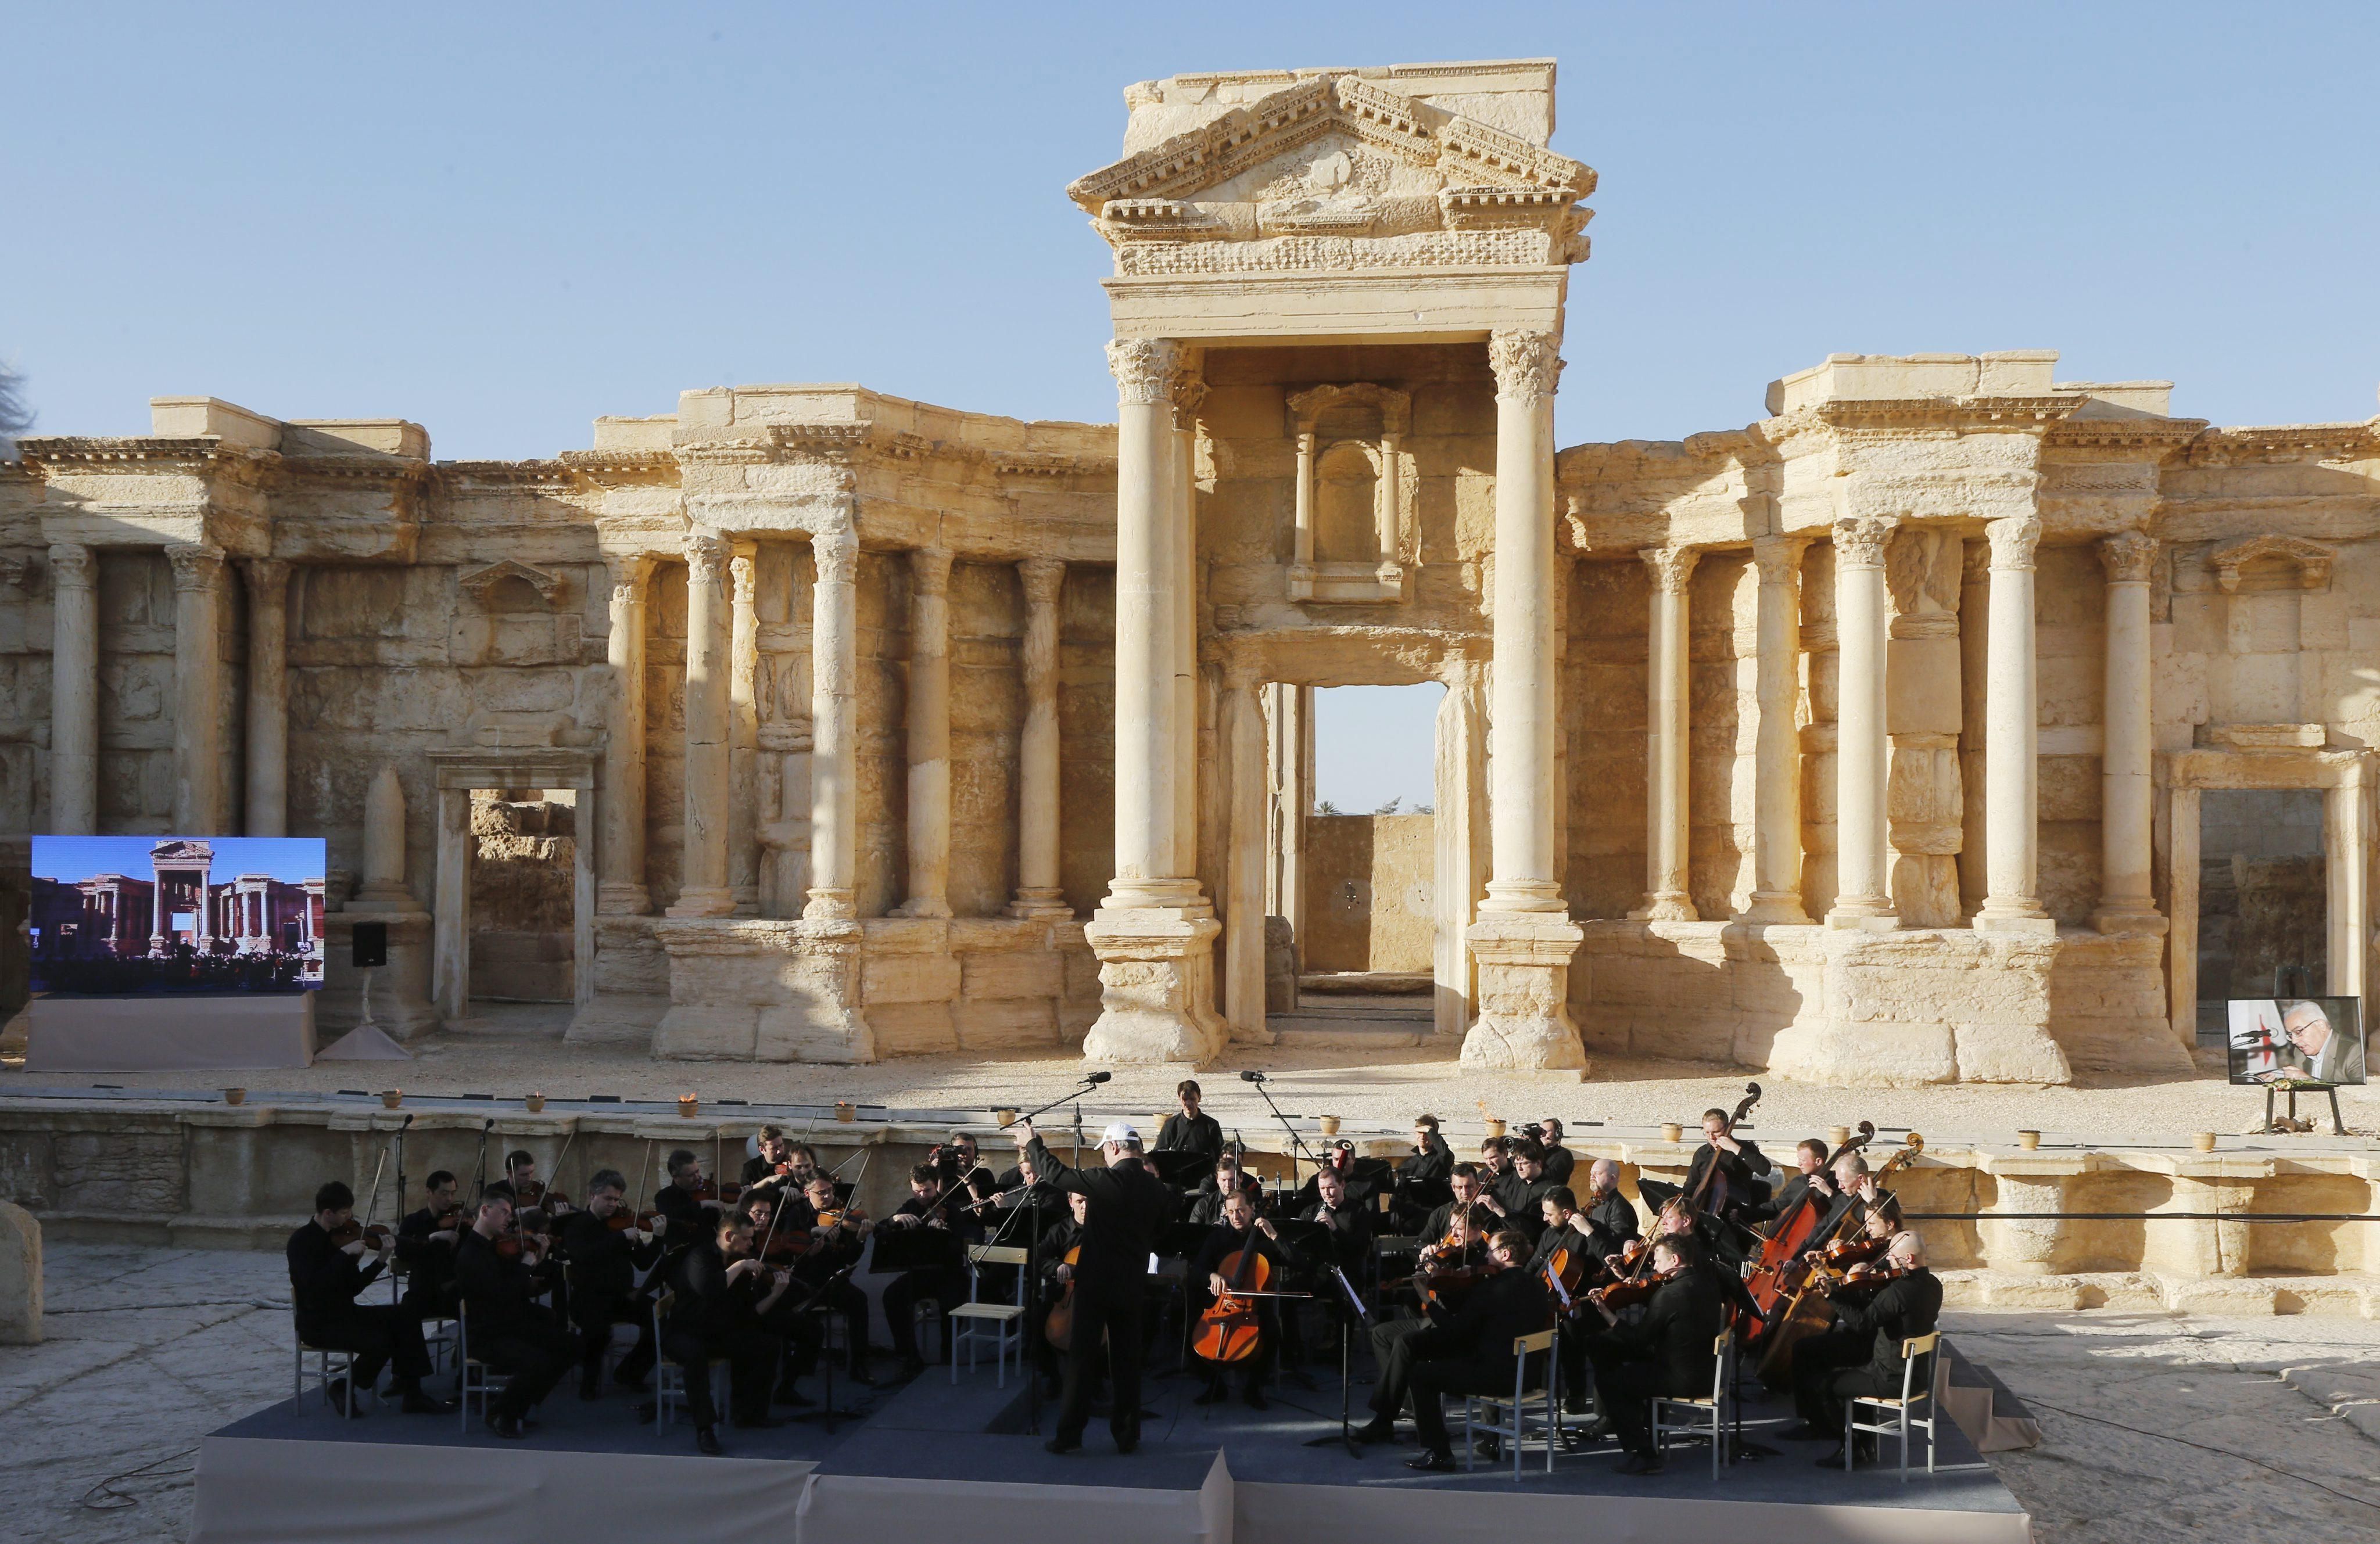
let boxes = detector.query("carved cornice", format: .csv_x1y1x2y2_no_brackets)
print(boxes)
556,449,681,482
1813,397,2080,430
2184,422,2380,466
1107,339,1180,406
2044,416,2209,449
2098,530,2157,585
14,436,256,468
458,558,564,608
1489,329,1562,403
1984,516,2043,572
1286,382,1412,438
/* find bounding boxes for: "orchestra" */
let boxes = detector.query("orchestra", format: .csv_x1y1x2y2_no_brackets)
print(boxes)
289,1101,1940,1476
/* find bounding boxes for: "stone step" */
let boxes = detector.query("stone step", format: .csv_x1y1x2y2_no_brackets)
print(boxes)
1266,1012,1436,1049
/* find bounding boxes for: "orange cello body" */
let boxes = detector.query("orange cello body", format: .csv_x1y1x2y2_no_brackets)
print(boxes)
1744,1122,1875,1338
1044,1244,1084,1352
1193,1244,1272,1365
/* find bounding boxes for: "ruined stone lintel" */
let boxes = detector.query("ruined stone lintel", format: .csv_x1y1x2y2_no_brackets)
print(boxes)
1081,906,1227,1066
1461,911,1588,1072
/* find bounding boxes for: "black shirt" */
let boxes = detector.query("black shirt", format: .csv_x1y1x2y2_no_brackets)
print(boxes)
666,1235,737,1341
393,1206,458,1306
1683,1139,1770,1211
558,1209,664,1304
1398,1133,1454,1183
1490,1171,1554,1240
1600,1267,1727,1394
654,1180,712,1236
287,1220,384,1337
1295,1196,1375,1275
1026,1134,1169,1286
1539,1144,1576,1188
1830,1267,1942,1383
453,1228,547,1338
1154,1111,1224,1159
1189,1222,1286,1295
1420,1198,1490,1252
1431,1264,1551,1370
1747,1169,1831,1226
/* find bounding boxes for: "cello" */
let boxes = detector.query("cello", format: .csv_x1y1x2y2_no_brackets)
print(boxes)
1754,1133,1923,1391
1744,1121,1875,1335
1192,1226,1274,1366
1685,1082,1762,1216
1042,1241,1084,1352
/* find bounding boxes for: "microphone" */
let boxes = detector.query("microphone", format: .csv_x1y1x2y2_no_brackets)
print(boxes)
1240,1070,1266,1084
1085,1071,1114,1085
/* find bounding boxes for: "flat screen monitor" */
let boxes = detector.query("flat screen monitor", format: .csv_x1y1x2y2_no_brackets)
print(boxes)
30,835,329,995
2225,997,2365,1086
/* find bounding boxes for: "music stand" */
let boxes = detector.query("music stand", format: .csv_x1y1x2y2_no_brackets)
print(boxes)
1300,1263,1371,1459
786,1263,864,1430
1149,1150,1213,1188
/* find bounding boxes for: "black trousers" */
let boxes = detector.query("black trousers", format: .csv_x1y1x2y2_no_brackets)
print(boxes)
884,1267,968,1360
1408,1353,1520,1455
472,1317,579,1421
660,1323,780,1430
1056,1273,1145,1449
795,1275,871,1371
1584,1338,1704,1459
302,1304,435,1391
569,1288,656,1386
1367,1315,1456,1420
1793,1330,1905,1441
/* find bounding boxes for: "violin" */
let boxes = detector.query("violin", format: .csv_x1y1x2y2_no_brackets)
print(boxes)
1538,1238,1585,1309
1818,1259,1913,1300
1589,1261,1683,1315
1193,1229,1272,1365
327,1218,393,1251
514,1179,572,1212
604,1208,661,1234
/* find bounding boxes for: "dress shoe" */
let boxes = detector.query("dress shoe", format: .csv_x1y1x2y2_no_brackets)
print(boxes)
485,1413,525,1441
323,1379,363,1416
1242,1387,1270,1412
1814,1446,1849,1470
696,1427,723,1456
1352,1419,1397,1445
401,1390,458,1415
1473,1435,1503,1462
1405,1449,1458,1473
1045,1437,1081,1456
1114,1438,1138,1455
1616,1451,1664,1476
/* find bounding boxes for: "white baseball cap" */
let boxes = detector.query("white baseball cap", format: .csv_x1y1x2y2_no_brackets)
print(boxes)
1101,1122,1139,1145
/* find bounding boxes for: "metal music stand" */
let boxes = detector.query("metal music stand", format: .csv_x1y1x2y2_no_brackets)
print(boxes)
786,1263,865,1430
1301,1263,1371,1459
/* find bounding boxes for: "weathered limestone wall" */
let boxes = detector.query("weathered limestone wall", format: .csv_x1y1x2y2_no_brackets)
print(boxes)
1689,551,1755,918
0,1199,37,1344
96,551,182,831
2034,542,2106,925
1302,812,1434,973
1565,559,1648,918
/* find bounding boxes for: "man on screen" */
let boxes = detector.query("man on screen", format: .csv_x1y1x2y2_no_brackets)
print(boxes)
2257,1000,2364,1085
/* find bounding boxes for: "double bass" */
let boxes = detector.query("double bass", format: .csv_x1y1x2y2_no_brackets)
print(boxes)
1754,1133,1923,1391
1744,1121,1875,1333
1686,1082,1762,1216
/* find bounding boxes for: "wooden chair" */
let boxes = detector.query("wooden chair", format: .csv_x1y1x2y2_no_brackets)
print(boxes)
1651,1326,1733,1480
948,1244,1029,1387
1848,1331,1940,1479
1464,1328,1562,1478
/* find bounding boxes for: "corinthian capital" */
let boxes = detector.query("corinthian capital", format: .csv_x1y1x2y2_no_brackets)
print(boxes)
46,542,95,588
811,529,858,586
1488,329,1564,403
684,529,733,586
1018,555,1066,608
1751,534,1807,583
2098,529,2157,584
1831,516,1897,570
166,543,227,593
1640,545,1701,594
607,551,655,605
1985,515,2044,572
1106,338,1180,406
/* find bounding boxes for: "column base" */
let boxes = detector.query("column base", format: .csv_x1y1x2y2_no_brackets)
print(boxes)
889,897,954,920
2090,903,2168,937
1974,906,2058,936
1081,904,1227,1067
1825,896,1899,931
1005,889,1074,921
1481,878,1567,915
802,888,857,922
1739,890,1812,925
1460,913,1588,1071
1628,891,1698,923
596,882,652,917
666,886,739,920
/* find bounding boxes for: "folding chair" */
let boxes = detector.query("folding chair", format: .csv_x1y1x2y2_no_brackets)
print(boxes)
650,1290,729,1434
292,1313,360,1417
1848,1330,1940,1479
1464,1328,1561,1478
1651,1326,1732,1480
454,1302,512,1434
948,1244,1029,1388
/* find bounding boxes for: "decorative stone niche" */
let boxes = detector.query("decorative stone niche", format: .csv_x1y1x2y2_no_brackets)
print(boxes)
453,559,581,669
1285,383,1414,604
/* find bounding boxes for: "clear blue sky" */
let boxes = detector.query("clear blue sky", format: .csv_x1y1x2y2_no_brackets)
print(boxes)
8,4,2376,809
33,836,325,886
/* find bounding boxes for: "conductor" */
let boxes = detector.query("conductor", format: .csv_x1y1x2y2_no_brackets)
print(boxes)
1015,1117,1169,1456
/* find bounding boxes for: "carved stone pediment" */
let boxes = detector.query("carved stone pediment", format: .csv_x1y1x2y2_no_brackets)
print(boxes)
2207,534,2332,593
1070,73,1594,272
458,558,564,609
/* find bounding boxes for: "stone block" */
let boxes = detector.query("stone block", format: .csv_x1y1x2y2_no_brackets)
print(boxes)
961,949,1062,1001
0,1200,40,1344
863,952,962,1006
954,997,1059,1050
870,1001,957,1055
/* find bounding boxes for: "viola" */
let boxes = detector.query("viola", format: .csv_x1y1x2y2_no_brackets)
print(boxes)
1818,1233,1891,1272
1193,1230,1272,1365
604,1208,661,1234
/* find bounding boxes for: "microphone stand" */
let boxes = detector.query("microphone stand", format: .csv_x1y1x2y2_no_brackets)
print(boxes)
1245,1076,1319,1200
995,1073,1107,1431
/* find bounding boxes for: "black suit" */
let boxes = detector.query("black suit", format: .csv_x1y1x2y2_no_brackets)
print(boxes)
558,1210,664,1388
1586,1268,1727,1460
1154,1111,1223,1160
662,1237,779,1430
393,1207,460,1320
453,1230,579,1421
1793,1267,1942,1442
287,1220,434,1394
1027,1134,1169,1449
1370,1265,1551,1455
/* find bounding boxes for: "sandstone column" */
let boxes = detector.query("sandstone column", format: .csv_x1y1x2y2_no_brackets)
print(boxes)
893,544,955,919
166,543,229,835
598,554,654,915
668,530,736,918
2095,531,2163,933
1464,329,1586,1069
1290,428,1316,588
1221,662,1272,1042
432,784,470,1022
803,529,861,921
728,542,761,914
1084,338,1224,1064
1008,556,1070,918
1826,518,1897,928
1634,545,1698,921
46,543,98,835
1745,536,1811,922
242,559,291,838
1171,367,1204,886
1976,516,2053,933
1433,663,1489,1039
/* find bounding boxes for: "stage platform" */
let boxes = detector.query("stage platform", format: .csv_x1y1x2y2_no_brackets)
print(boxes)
193,1342,2031,1544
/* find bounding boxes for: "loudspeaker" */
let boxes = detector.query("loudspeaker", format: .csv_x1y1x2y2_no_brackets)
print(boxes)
351,922,389,969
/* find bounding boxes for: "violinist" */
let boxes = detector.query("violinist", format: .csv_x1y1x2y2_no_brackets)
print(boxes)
1531,1187,1595,1406
1788,1231,1940,1467
1536,1118,1576,1187
1828,1154,1902,1239
881,1162,983,1380
1154,1078,1224,1161
792,1174,877,1387
1189,1189,1288,1410
453,1184,580,1439
1355,1228,1549,1471
1578,1158,1640,1270
1476,1134,1514,1186
730,1191,826,1406
1582,1233,1727,1475
558,1169,664,1399
287,1181,452,1416
656,1214,787,1453
505,1149,571,1215
395,1169,464,1321
1017,1118,1170,1456
654,1148,725,1237
739,1126,802,1194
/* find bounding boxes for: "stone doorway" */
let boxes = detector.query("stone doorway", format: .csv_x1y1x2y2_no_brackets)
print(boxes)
427,748,597,1033
2192,788,2327,1045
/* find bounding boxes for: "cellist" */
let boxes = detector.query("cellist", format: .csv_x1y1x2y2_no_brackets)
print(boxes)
1745,1137,1837,1226
1189,1189,1288,1410
1032,1190,1089,1397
